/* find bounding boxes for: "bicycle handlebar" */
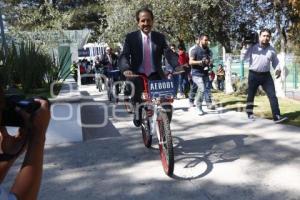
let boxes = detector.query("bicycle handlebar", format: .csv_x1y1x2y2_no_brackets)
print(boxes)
109,69,120,73
123,64,188,77
124,74,143,78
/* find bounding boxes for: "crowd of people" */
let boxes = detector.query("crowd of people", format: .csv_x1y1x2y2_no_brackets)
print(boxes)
70,33,226,118
71,7,287,124
162,38,226,115
117,7,287,123
71,46,121,85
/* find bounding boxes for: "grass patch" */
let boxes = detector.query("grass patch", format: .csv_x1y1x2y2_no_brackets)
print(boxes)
212,90,300,127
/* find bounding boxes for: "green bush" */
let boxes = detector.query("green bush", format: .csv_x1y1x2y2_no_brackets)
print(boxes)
1,40,70,94
17,41,52,92
233,78,265,96
233,79,248,95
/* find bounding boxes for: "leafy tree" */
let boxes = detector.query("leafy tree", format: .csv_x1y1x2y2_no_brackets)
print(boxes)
102,0,263,53
67,3,107,42
2,0,107,41
287,0,300,54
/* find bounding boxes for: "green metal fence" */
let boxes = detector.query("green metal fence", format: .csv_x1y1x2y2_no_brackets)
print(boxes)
214,55,299,90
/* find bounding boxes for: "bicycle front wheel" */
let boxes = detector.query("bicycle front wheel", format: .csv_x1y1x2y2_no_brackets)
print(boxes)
157,110,174,176
107,89,112,102
141,107,152,148
97,77,105,92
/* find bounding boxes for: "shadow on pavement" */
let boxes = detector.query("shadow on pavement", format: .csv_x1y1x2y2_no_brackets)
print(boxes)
80,90,122,141
172,134,247,180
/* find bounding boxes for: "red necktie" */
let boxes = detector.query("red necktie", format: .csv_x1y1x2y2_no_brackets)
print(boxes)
143,36,152,76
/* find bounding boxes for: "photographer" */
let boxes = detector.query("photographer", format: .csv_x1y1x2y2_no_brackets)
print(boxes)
189,34,215,115
0,86,50,200
241,28,288,123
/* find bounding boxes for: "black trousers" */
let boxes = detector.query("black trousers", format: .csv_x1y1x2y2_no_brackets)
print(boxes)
246,70,280,119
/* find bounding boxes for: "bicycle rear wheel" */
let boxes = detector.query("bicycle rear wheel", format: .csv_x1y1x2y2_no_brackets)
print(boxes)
141,107,152,148
97,77,105,92
157,110,174,176
107,79,113,102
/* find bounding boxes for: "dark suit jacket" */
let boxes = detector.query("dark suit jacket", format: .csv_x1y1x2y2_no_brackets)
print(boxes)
100,53,118,70
118,30,178,78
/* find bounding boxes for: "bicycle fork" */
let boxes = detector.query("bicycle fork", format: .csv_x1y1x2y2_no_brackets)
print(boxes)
149,105,164,145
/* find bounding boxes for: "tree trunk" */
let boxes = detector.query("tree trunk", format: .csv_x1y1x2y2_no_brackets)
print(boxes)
274,0,288,97
223,47,234,94
276,52,287,97
0,9,8,57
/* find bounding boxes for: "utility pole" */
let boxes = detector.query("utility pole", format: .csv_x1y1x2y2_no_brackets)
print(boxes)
0,8,8,57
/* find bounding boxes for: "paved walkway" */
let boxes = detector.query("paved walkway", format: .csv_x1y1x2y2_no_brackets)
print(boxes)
4,79,300,200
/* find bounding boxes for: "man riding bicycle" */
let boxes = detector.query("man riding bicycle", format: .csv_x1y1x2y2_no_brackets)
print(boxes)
118,7,179,127
102,46,121,96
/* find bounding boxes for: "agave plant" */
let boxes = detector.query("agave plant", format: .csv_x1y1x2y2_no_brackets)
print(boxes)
0,42,19,88
45,49,72,85
12,41,51,92
1,40,70,94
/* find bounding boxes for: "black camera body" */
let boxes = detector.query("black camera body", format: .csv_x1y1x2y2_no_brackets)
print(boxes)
1,95,41,127
242,30,259,44
201,55,213,71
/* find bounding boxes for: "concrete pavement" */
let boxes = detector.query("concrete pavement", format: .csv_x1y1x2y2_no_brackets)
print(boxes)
3,79,300,200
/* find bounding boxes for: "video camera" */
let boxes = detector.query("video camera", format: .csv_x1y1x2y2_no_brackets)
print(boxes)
242,30,259,45
1,95,41,127
201,55,213,71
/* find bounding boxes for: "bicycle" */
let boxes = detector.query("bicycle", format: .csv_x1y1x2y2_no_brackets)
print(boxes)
95,68,106,92
122,81,135,114
125,73,175,176
106,69,121,103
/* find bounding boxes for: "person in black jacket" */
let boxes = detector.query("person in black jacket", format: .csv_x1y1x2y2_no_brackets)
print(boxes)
118,7,178,127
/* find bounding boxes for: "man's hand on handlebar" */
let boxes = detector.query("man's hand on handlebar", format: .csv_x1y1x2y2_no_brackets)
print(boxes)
123,70,141,78
123,70,133,77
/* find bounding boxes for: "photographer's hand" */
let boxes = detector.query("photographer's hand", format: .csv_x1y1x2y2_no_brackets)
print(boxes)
0,127,27,158
10,98,50,200
29,98,50,139
0,127,28,182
